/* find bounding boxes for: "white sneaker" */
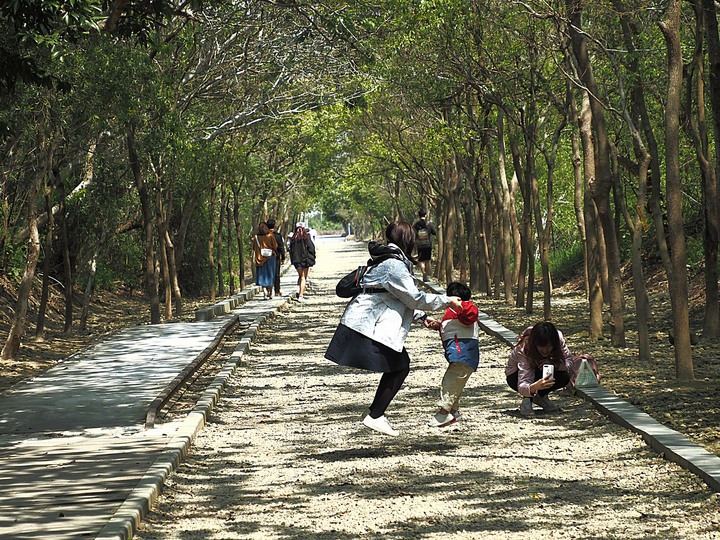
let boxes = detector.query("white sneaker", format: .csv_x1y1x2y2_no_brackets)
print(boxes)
520,397,535,416
533,394,561,412
362,414,399,436
428,412,456,427
297,295,306,303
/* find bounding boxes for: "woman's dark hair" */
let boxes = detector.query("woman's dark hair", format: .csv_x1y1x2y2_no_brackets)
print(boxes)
292,225,309,242
258,222,269,235
447,282,471,301
385,221,416,260
524,321,562,366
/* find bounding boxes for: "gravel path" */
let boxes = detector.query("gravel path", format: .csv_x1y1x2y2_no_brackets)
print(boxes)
136,237,719,540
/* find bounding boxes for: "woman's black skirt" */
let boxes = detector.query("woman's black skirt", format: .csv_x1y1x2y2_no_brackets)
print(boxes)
325,324,410,373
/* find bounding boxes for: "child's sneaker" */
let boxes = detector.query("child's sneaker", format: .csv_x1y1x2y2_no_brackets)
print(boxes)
428,411,456,427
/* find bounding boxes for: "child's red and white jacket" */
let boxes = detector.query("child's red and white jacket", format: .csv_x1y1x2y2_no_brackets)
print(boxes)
439,301,479,342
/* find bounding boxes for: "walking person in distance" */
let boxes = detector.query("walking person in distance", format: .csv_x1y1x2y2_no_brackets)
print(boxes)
266,219,286,297
289,222,316,302
252,221,279,300
412,209,437,281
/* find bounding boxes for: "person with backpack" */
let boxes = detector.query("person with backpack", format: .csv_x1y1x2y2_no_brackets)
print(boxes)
252,221,279,300
505,321,573,416
324,221,462,437
289,222,316,302
412,209,437,280
266,219,286,297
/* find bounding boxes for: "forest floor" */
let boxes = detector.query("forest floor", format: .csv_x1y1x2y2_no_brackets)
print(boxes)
0,256,718,464
132,242,719,540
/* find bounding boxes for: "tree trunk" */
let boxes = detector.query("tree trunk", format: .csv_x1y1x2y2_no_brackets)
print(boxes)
1,140,50,359
156,185,172,321
216,184,226,297
693,0,720,338
438,151,460,285
208,174,217,302
226,199,235,295
523,154,535,315
568,0,625,346
704,0,720,258
175,193,199,270
537,110,566,321
55,166,73,333
509,131,529,308
660,1,695,379
613,139,652,359
468,190,483,292
128,123,160,324
233,188,246,289
79,227,106,333
164,229,182,317
577,90,604,339
495,109,515,304
469,172,490,295
35,169,55,340
568,83,589,301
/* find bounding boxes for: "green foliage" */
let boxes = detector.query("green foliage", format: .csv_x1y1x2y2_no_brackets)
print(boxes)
549,241,585,284
0,0,101,92
0,0,716,332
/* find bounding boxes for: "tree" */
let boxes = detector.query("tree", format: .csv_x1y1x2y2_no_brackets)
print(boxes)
660,0,695,379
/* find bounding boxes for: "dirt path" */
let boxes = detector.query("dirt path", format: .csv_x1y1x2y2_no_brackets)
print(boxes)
136,237,718,540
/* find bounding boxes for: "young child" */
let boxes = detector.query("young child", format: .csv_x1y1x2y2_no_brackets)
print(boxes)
424,282,479,427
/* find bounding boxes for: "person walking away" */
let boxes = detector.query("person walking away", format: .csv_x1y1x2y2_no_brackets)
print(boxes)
423,281,479,428
266,218,286,297
252,222,279,300
505,321,572,416
324,221,462,437
289,222,316,302
412,209,437,281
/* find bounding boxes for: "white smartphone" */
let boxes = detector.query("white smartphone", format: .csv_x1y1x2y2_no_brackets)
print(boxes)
542,364,555,381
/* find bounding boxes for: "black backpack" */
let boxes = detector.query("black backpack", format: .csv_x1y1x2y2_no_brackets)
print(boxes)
335,251,404,298
415,220,432,248
336,263,386,298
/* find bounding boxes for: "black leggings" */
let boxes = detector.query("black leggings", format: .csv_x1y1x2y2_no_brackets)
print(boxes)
506,368,570,396
369,367,410,418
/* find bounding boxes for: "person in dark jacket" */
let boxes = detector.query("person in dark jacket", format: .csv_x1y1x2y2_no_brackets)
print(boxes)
289,222,316,302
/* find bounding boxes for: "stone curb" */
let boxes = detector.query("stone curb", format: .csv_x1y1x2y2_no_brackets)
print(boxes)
195,262,293,322
474,308,720,493
95,294,288,539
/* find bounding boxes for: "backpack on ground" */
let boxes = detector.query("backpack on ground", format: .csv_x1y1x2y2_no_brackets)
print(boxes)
416,227,431,248
568,353,600,388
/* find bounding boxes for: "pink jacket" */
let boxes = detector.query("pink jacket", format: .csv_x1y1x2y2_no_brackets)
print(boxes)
505,327,572,397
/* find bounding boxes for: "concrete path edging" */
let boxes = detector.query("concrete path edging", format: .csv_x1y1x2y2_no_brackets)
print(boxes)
95,295,291,540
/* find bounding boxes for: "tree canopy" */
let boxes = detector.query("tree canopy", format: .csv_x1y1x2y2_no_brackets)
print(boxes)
2,0,719,380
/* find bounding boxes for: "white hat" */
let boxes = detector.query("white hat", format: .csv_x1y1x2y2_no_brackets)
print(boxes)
296,221,306,228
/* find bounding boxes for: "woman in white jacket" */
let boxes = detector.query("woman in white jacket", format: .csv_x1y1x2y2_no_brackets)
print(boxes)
325,222,462,436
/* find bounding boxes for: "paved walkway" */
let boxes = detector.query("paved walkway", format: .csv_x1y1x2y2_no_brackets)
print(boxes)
0,267,300,540
1,236,718,540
